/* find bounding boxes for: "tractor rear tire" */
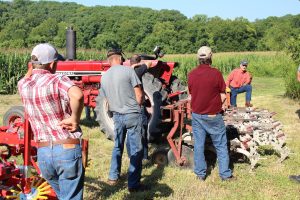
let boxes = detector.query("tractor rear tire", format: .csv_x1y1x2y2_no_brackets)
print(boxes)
142,73,167,139
170,76,188,101
3,106,25,138
3,106,25,127
95,72,167,141
94,94,114,140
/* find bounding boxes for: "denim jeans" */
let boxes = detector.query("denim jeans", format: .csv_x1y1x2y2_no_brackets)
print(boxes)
109,112,143,189
85,106,96,119
192,112,232,179
230,84,252,107
37,144,84,200
141,106,149,160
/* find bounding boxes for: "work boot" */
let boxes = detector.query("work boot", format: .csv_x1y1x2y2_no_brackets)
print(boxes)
196,176,206,182
221,175,237,182
107,179,119,186
245,101,253,107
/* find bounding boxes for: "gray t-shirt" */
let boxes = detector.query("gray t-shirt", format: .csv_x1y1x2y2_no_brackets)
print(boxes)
101,64,141,114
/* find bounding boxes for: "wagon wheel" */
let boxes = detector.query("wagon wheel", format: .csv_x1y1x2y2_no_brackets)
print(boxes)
5,176,57,200
167,145,194,169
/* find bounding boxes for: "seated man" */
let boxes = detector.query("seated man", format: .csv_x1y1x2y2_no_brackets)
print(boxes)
226,60,252,107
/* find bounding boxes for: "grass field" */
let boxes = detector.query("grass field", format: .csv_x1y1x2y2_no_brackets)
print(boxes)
0,77,299,200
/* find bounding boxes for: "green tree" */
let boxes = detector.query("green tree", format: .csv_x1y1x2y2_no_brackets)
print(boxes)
53,22,68,48
0,19,28,47
28,18,58,45
90,33,120,50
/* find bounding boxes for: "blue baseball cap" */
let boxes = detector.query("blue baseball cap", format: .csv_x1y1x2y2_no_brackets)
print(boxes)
240,60,248,66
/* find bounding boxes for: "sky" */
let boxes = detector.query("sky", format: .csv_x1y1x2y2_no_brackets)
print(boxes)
54,0,300,21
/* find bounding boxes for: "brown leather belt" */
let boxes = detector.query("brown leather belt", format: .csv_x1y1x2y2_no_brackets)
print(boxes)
37,138,80,148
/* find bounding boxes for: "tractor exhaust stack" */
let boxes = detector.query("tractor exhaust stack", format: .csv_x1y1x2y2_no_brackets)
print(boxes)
66,26,76,60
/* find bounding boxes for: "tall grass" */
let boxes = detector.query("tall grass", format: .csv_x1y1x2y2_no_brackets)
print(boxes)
283,64,300,99
76,48,106,60
163,51,300,99
164,51,294,83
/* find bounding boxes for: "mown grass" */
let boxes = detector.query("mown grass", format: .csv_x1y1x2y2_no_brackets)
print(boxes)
0,77,299,200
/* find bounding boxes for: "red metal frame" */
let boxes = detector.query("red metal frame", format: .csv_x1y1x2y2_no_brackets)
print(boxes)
0,116,89,199
165,99,192,166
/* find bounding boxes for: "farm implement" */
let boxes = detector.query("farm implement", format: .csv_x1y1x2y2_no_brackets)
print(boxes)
155,100,290,171
0,109,88,199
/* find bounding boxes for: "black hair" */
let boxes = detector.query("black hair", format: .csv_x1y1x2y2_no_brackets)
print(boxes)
130,54,141,65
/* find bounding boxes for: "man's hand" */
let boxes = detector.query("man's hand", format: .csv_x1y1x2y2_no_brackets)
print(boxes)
220,93,228,111
59,117,79,132
24,65,33,78
226,87,231,93
144,61,152,69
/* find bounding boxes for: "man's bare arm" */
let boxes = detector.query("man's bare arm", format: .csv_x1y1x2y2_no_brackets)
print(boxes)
59,86,84,132
134,85,143,106
220,93,228,110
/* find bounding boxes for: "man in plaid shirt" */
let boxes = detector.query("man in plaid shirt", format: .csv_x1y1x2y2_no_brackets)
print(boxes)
18,43,84,200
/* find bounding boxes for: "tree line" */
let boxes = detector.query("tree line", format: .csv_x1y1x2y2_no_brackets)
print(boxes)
0,0,300,54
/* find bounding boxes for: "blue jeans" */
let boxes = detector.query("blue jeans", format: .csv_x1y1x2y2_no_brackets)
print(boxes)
37,144,84,200
192,113,232,179
85,106,96,119
141,106,149,160
230,84,252,107
109,112,143,189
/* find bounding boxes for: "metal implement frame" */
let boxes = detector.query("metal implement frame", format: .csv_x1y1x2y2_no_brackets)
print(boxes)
164,99,192,166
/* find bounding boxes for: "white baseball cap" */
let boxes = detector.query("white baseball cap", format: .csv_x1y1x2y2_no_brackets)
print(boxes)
31,43,58,64
197,46,212,59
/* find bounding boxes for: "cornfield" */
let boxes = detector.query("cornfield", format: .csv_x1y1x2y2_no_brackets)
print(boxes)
0,50,298,99
0,52,30,94
164,51,294,82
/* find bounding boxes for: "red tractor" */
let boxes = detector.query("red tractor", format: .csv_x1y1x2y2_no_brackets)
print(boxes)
54,27,187,141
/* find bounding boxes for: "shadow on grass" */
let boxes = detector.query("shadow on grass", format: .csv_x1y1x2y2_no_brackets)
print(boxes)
84,173,127,199
84,166,173,200
123,166,173,200
80,118,99,127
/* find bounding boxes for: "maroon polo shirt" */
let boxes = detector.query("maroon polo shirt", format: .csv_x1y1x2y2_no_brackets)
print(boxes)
188,64,226,115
